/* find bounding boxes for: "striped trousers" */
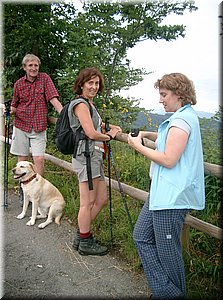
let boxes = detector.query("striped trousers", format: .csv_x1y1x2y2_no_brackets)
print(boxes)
133,200,189,299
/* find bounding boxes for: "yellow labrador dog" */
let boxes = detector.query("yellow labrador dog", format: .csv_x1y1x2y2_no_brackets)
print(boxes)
12,161,65,229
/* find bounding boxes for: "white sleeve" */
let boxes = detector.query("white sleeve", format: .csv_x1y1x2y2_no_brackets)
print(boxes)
170,118,191,135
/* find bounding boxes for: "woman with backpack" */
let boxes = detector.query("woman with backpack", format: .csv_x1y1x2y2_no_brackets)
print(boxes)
69,67,122,256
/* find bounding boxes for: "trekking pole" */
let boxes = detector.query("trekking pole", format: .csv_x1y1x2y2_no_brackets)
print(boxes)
105,117,113,248
109,148,134,232
3,100,11,209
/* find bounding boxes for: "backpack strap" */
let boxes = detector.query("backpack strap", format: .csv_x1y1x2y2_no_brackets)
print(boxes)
84,139,93,190
71,96,94,190
78,95,93,117
72,126,85,158
79,97,94,190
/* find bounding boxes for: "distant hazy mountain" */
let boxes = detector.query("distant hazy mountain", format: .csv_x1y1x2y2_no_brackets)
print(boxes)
194,111,215,119
151,109,214,119
132,110,219,132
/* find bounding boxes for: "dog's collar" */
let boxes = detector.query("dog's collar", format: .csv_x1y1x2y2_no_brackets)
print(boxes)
21,173,37,185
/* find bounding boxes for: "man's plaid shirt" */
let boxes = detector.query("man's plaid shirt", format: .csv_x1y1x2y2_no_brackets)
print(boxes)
11,72,59,132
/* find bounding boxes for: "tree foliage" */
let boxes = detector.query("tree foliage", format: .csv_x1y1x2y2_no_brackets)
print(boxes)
3,0,198,128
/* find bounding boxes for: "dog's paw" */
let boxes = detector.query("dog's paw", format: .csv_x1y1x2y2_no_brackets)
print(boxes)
38,223,46,229
17,213,25,219
36,214,47,219
26,219,35,226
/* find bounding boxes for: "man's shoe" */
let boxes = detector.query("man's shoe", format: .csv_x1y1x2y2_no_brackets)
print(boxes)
78,235,108,256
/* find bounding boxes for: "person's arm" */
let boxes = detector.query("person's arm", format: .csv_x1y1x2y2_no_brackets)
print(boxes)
128,127,189,168
74,103,120,141
50,97,63,114
10,106,17,114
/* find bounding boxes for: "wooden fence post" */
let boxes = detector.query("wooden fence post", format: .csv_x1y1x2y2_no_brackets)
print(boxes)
181,223,190,252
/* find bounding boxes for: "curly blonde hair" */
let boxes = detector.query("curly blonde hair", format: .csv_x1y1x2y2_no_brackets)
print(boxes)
154,73,196,105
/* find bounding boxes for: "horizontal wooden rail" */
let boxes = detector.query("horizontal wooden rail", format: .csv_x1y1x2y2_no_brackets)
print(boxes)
203,162,223,179
184,214,223,240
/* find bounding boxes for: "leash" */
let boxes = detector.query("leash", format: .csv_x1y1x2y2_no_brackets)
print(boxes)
3,101,11,209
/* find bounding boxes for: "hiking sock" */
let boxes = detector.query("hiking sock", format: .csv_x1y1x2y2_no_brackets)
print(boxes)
79,231,91,239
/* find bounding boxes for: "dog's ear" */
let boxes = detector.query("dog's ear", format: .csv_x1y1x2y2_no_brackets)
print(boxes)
29,162,36,173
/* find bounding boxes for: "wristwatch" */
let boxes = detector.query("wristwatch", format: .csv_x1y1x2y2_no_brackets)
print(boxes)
106,134,113,140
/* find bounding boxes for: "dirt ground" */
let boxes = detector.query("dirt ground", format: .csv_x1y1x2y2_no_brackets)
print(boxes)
2,190,149,299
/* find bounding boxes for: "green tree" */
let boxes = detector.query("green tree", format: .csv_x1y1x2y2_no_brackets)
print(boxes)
78,0,197,100
53,0,198,127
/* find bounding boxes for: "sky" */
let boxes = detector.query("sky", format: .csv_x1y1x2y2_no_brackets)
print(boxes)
120,0,220,114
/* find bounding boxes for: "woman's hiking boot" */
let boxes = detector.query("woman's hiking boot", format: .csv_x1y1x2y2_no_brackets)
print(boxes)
78,235,108,256
72,228,80,251
73,228,97,251
72,229,100,252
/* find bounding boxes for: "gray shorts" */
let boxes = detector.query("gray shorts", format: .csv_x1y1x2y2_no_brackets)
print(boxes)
10,127,47,156
72,148,105,182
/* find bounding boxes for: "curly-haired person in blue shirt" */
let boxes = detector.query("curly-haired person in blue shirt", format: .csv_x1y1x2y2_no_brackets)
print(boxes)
128,73,205,299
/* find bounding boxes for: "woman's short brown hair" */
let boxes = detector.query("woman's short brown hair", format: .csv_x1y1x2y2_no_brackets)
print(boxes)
74,67,104,95
154,73,197,105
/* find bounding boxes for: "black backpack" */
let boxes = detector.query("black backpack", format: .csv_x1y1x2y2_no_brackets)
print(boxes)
55,98,94,190
55,98,93,157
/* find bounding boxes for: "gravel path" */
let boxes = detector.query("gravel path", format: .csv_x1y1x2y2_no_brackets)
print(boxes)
2,190,149,299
